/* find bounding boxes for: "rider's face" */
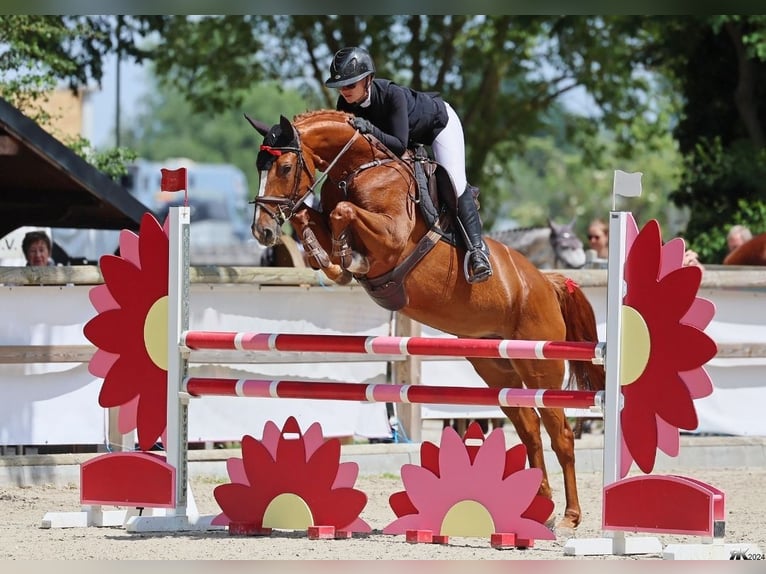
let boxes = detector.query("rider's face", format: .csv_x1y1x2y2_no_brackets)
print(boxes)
339,79,367,105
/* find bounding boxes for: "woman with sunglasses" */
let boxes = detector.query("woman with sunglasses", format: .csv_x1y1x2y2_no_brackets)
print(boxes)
325,46,492,284
587,218,609,260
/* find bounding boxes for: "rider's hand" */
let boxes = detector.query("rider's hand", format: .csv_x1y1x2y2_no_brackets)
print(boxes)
351,117,374,134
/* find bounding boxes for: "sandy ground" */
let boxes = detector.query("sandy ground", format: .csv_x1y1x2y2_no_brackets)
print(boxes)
1,467,764,561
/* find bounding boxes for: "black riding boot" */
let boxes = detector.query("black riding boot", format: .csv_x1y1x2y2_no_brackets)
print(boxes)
456,189,492,284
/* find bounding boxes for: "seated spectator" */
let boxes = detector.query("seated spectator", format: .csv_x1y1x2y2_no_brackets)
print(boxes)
587,218,609,259
727,224,752,254
22,230,55,267
683,248,705,272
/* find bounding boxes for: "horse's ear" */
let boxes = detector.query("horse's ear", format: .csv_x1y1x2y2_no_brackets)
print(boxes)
243,113,270,136
279,115,294,132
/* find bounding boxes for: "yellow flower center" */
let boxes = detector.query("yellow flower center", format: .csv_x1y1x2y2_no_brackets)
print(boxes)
263,493,313,529
143,296,169,371
619,305,651,386
441,500,495,537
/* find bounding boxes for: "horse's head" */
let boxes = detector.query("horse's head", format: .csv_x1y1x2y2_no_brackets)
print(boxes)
245,114,316,247
549,218,586,269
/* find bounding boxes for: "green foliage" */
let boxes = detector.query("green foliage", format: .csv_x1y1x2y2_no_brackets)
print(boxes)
0,15,154,178
673,136,766,262
67,136,138,180
6,13,766,254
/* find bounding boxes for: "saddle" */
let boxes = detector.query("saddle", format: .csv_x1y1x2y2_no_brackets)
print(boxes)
406,145,480,248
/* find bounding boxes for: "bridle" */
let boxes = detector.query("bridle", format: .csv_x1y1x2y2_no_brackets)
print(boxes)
252,126,360,226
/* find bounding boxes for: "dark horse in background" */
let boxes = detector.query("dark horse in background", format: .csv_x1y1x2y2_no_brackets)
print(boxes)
246,110,605,531
723,232,766,266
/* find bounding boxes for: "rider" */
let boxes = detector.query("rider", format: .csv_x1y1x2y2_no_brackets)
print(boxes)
324,46,493,284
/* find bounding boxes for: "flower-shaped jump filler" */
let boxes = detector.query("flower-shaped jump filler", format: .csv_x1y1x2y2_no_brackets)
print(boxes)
384,422,555,541
212,417,371,534
619,216,717,476
84,213,170,452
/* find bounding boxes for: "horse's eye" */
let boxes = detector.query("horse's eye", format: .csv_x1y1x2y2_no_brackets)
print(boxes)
278,163,292,177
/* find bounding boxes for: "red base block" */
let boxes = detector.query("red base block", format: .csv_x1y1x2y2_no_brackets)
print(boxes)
228,523,272,536
308,525,336,540
491,533,535,549
334,530,353,539
406,529,433,543
432,535,450,545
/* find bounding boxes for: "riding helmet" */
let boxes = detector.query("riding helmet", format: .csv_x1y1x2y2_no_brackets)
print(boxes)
325,46,375,88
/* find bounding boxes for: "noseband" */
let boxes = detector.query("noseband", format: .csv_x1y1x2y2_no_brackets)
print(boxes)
252,128,360,226
251,140,315,227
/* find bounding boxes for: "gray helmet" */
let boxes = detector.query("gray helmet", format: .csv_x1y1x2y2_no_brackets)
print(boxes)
325,46,375,88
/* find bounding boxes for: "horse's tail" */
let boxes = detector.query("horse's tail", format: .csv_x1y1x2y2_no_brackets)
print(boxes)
548,273,606,392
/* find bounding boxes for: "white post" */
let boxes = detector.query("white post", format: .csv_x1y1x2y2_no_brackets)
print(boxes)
602,211,627,488
166,205,190,517
602,211,628,552
127,205,217,532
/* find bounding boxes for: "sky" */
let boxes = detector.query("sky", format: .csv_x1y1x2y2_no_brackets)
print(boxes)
85,53,148,149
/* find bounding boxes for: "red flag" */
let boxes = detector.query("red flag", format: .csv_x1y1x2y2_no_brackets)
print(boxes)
160,167,187,192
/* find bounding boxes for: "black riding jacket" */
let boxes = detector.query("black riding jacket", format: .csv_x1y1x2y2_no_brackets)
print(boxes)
336,78,449,156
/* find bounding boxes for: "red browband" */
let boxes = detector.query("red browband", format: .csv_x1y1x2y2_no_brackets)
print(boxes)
259,145,283,156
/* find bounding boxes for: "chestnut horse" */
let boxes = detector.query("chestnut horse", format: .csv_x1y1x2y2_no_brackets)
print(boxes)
723,232,766,265
247,110,605,530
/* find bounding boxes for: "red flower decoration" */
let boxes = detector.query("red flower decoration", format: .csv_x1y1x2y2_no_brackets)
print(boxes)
213,417,370,532
619,216,717,475
83,213,170,451
384,422,555,540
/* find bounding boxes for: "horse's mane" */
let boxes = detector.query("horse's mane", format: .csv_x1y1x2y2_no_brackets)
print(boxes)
293,109,351,126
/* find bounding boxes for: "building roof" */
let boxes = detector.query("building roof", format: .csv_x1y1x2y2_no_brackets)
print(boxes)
0,96,150,239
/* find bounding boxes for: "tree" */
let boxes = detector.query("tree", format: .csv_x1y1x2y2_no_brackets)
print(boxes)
11,14,766,252
142,15,676,229
0,15,160,177
123,71,312,192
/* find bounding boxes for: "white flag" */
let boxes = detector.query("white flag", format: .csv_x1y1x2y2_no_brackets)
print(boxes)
613,170,643,198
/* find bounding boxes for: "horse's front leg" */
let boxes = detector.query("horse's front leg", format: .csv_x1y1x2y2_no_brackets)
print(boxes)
292,210,352,285
329,200,409,274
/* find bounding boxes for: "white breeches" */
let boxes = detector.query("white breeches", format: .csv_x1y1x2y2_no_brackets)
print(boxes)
431,102,468,197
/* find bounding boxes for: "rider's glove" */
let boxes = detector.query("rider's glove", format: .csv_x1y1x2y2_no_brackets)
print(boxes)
351,117,375,135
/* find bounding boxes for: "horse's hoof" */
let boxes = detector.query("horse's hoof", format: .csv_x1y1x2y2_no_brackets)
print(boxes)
327,268,353,285
554,524,576,539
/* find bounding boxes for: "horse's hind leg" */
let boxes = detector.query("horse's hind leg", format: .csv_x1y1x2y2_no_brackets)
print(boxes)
466,358,555,525
537,406,580,531
514,358,582,531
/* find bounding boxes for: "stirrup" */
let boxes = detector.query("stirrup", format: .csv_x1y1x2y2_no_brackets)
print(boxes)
463,248,492,285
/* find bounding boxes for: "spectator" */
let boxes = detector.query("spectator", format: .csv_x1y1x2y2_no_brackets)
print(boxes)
22,230,55,266
727,224,752,254
682,248,705,272
587,218,609,259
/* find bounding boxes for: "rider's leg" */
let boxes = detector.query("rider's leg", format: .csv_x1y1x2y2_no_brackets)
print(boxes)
456,187,492,284
431,102,492,284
